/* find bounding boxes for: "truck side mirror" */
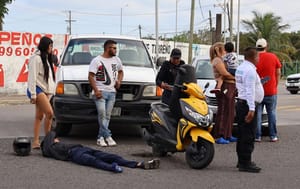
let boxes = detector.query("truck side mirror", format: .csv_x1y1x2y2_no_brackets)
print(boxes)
156,57,166,67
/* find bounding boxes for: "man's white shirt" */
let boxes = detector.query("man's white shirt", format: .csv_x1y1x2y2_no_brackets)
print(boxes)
235,60,264,111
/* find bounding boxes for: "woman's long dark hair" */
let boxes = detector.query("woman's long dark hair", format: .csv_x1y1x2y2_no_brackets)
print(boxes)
38,36,55,82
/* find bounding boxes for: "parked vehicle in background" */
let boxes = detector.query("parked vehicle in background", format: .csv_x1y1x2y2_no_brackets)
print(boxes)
192,55,269,134
51,35,161,136
285,73,300,94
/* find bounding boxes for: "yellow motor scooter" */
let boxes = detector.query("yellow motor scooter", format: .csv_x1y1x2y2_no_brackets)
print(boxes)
143,64,215,169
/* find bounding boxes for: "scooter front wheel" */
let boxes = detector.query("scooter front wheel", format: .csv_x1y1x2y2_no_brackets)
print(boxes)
185,139,214,169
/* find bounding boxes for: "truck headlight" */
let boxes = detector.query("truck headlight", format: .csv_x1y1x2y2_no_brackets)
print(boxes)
56,82,79,95
143,85,157,97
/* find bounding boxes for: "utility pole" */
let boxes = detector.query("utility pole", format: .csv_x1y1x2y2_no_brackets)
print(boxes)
138,25,142,39
155,0,159,62
188,0,195,64
209,10,213,44
215,14,222,42
174,0,178,48
229,0,233,41
237,0,240,55
65,10,76,35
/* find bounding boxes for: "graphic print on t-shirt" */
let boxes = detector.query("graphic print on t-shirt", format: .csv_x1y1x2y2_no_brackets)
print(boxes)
95,62,111,85
111,63,117,81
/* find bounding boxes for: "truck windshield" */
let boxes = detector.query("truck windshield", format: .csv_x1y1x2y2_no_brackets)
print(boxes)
61,38,153,67
194,59,214,79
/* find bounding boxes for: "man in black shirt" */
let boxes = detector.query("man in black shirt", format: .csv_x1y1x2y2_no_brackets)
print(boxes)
156,48,185,105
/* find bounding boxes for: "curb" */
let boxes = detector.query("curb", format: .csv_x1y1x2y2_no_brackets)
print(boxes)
0,95,29,105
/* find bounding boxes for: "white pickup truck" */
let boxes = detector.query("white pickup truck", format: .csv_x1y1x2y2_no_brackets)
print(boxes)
51,35,161,136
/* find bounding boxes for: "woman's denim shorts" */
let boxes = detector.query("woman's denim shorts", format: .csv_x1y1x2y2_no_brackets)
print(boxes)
27,86,43,99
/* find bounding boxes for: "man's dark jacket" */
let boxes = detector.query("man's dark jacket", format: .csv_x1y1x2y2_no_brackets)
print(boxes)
156,60,185,87
41,131,82,161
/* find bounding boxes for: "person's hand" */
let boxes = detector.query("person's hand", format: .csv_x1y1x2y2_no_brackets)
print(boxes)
95,90,102,99
161,82,172,90
245,111,255,123
115,80,121,89
30,98,36,104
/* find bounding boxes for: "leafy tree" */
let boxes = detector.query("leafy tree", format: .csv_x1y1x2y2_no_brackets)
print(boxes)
0,0,14,31
241,11,293,63
286,31,300,60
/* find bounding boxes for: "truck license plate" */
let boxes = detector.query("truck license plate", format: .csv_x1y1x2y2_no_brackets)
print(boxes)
111,107,121,116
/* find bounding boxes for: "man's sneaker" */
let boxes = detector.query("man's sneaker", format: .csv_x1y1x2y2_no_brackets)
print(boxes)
112,163,123,173
270,136,278,142
97,137,107,147
143,159,160,169
255,137,262,142
215,137,230,144
106,136,117,146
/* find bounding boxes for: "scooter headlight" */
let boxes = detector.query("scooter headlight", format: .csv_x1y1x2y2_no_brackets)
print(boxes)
184,106,211,127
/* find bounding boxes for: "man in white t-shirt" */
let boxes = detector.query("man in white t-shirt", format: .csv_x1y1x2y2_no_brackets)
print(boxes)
88,40,124,147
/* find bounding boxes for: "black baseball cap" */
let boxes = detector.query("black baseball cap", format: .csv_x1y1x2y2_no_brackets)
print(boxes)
170,48,181,58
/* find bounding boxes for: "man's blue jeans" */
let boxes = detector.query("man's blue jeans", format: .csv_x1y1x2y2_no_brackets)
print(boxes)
69,146,138,172
93,91,116,139
256,95,278,138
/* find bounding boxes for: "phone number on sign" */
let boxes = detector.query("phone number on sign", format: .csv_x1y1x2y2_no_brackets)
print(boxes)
0,46,58,56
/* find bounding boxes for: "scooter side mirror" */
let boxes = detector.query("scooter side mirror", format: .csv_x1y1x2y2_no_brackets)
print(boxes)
204,82,209,89
156,57,166,67
203,82,210,93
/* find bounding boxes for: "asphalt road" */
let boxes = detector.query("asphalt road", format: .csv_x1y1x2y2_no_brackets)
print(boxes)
0,81,300,189
1,125,300,189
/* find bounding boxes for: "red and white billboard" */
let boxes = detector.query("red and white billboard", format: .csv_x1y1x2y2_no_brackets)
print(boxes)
0,31,68,94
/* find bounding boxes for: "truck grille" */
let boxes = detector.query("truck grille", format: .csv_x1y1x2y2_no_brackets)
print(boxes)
80,83,142,101
287,78,300,83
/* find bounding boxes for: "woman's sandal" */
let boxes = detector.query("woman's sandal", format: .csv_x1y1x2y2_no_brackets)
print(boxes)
32,143,40,149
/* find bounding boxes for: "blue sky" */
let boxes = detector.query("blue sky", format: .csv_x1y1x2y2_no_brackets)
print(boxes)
3,0,300,38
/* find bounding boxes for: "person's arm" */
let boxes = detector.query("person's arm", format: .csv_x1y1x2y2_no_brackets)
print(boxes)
156,62,172,90
276,68,281,87
244,69,257,123
155,62,167,87
88,72,102,99
115,70,123,89
28,55,39,104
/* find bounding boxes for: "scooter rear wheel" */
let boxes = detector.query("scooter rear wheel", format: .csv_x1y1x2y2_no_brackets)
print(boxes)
185,139,214,169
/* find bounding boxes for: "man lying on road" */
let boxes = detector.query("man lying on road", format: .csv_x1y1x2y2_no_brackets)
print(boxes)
41,131,160,173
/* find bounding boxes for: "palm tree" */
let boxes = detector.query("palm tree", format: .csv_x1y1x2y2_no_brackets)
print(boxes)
0,0,14,31
242,11,293,63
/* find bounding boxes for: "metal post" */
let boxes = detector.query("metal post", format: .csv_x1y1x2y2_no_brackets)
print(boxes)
229,0,233,41
223,0,227,43
120,8,123,35
237,0,240,55
155,0,159,62
175,0,178,48
188,0,195,64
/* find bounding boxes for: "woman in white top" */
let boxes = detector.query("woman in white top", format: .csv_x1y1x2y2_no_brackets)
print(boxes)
27,36,56,149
